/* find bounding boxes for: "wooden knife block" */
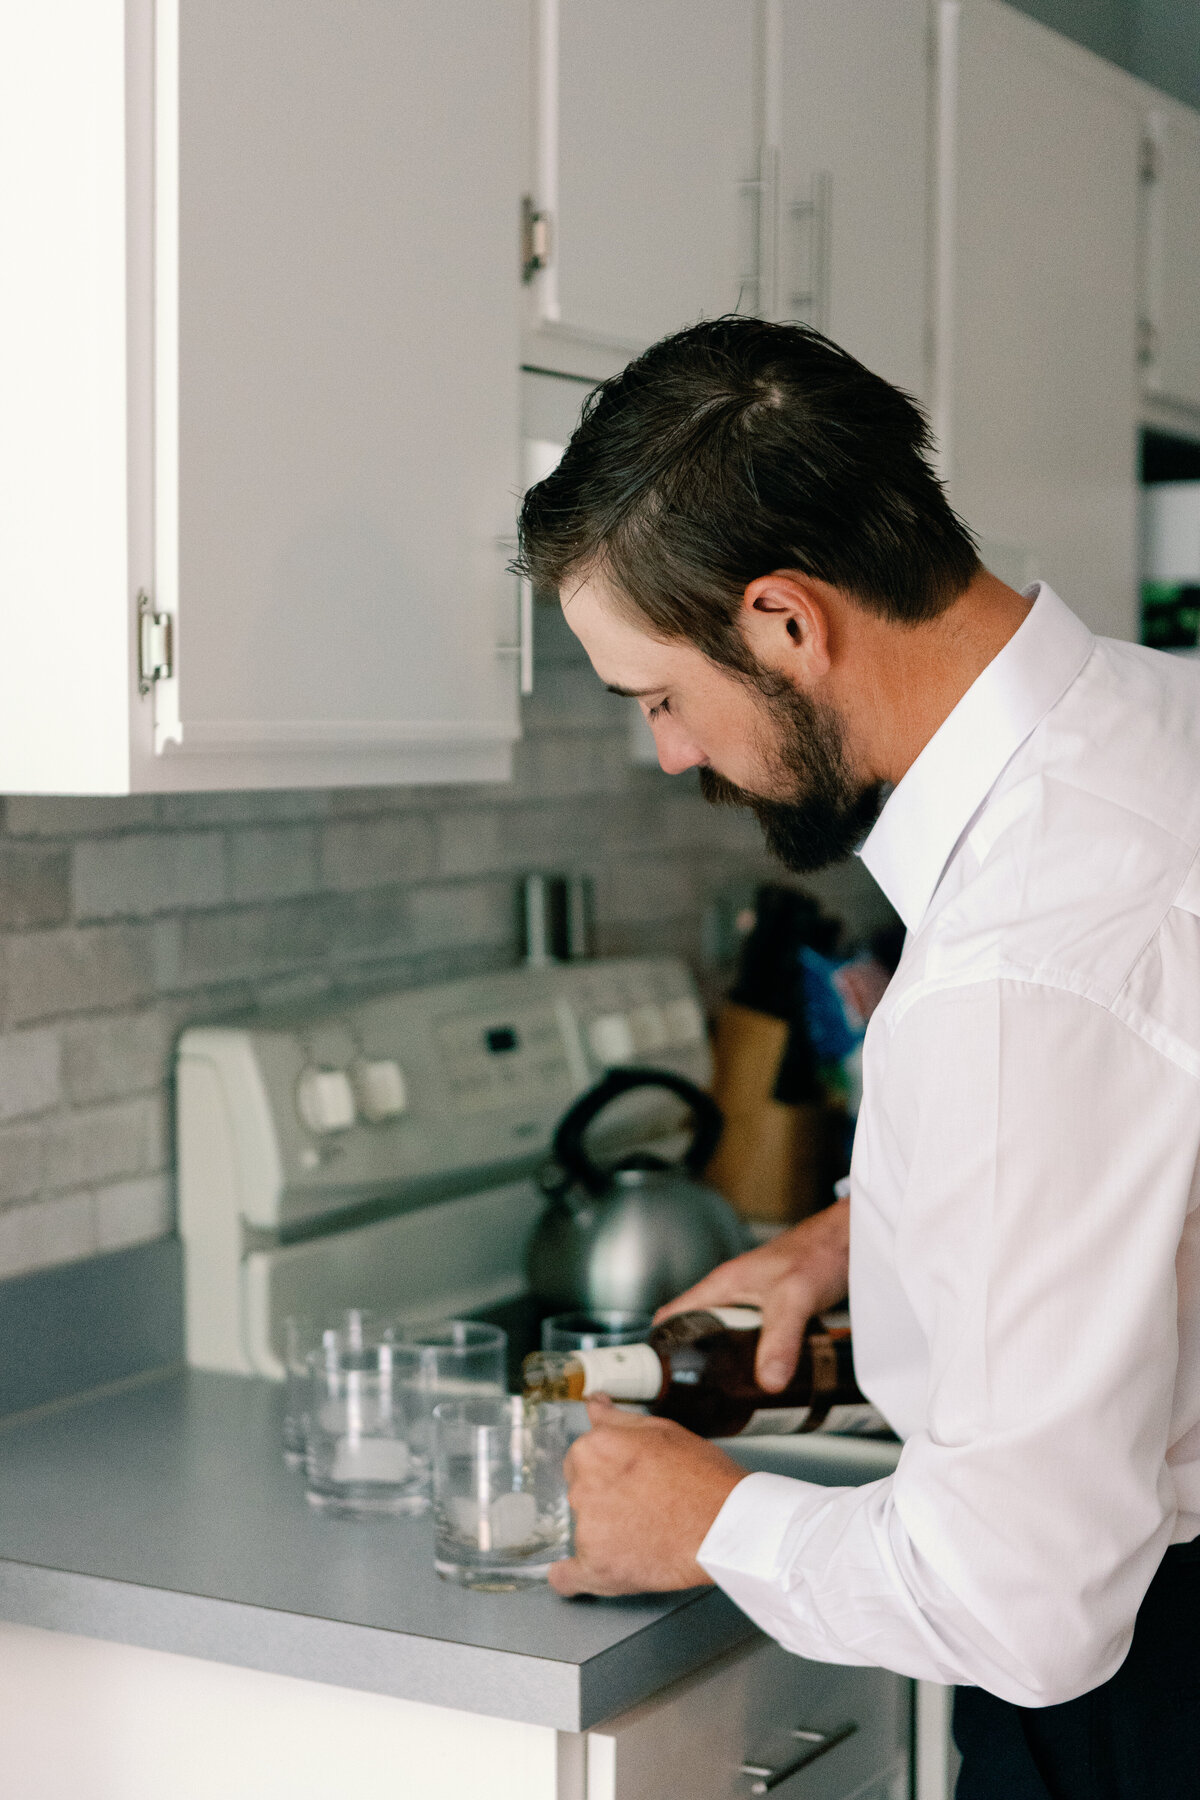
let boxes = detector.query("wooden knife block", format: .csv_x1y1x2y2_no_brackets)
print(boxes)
705,1001,828,1225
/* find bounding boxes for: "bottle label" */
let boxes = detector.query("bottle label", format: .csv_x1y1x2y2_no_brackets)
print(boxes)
739,1407,814,1436
738,1402,889,1438
707,1306,763,1330
816,1404,889,1436
576,1344,663,1401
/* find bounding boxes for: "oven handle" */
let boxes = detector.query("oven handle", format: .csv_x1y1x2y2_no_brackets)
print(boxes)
740,1720,857,1793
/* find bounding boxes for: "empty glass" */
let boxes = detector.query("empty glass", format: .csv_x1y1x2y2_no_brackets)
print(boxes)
540,1310,653,1351
305,1333,429,1517
282,1308,376,1466
389,1321,508,1464
432,1396,570,1589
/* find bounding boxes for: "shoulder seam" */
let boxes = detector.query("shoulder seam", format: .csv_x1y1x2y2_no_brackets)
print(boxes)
884,967,1200,1083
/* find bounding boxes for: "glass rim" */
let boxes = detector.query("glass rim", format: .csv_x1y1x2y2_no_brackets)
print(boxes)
431,1395,564,1427
390,1319,507,1351
305,1340,397,1375
541,1309,652,1332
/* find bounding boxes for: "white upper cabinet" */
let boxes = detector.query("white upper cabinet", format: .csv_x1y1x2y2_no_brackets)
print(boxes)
771,0,930,400
0,1,525,795
1139,99,1200,415
522,0,759,380
936,0,1142,641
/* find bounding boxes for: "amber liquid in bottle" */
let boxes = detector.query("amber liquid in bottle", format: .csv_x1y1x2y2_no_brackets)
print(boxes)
523,1307,871,1438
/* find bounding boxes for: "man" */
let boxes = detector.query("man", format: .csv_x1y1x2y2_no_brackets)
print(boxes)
515,318,1200,1798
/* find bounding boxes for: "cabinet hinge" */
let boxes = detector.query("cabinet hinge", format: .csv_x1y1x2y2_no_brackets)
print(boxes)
1140,137,1159,183
521,195,552,283
137,591,174,695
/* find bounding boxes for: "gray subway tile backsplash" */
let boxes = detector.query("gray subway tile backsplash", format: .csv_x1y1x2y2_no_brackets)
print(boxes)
0,618,892,1283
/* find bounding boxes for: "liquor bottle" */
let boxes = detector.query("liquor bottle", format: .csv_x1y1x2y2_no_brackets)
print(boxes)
523,1307,887,1438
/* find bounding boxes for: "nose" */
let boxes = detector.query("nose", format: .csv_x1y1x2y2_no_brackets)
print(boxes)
653,717,706,776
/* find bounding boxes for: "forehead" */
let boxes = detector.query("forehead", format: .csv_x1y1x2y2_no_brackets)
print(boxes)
561,574,709,692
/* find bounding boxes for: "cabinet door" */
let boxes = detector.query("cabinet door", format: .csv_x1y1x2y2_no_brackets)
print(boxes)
1141,103,1200,414
525,0,758,373
586,1634,909,1800
0,0,132,794
0,1621,559,1800
774,0,930,400
942,0,1141,640
146,0,524,790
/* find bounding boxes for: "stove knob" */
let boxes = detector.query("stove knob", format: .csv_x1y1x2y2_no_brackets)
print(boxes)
664,996,705,1046
588,1012,636,1065
296,1066,356,1135
351,1058,408,1123
628,1004,668,1053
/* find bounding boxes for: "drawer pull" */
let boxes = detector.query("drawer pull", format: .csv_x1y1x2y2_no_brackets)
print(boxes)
740,1721,857,1793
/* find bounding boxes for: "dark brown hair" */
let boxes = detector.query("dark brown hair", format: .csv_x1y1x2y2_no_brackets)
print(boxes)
516,317,979,673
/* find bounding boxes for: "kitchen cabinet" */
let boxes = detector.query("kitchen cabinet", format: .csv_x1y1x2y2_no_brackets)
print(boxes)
522,0,760,382
0,1623,560,1800
935,0,1142,640
0,0,525,795
0,1618,916,1800
1139,97,1200,417
770,0,930,401
521,0,930,399
587,1634,910,1800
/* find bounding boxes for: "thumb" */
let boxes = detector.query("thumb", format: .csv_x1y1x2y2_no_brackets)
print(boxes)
585,1394,646,1428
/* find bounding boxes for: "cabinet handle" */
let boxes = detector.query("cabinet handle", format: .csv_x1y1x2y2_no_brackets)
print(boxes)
740,1720,857,1793
739,144,778,318
497,576,534,696
786,170,832,333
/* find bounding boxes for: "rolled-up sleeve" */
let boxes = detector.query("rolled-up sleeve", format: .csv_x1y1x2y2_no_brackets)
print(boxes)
699,981,1200,1705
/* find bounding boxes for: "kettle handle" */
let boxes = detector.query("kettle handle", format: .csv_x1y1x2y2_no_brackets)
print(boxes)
552,1066,724,1196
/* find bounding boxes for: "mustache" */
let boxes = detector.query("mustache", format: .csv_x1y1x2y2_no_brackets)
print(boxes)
698,767,756,809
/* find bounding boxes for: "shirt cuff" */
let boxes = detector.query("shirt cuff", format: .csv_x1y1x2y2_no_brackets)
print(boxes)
699,1470,834,1584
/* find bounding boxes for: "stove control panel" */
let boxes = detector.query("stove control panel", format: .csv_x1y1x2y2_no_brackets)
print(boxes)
178,957,711,1235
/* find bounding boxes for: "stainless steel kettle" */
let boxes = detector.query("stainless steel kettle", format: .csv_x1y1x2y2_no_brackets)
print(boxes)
526,1067,749,1314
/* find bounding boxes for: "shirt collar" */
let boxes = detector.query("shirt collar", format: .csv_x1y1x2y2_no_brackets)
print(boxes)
858,583,1095,930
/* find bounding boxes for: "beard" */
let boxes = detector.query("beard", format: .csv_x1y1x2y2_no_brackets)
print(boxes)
699,677,884,874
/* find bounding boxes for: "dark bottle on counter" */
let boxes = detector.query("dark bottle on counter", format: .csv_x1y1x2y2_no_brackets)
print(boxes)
523,1307,885,1438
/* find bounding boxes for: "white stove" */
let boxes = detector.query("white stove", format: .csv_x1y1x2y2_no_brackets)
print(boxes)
178,956,710,1376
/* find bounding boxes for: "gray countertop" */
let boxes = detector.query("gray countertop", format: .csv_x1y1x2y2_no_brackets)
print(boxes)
0,1369,756,1731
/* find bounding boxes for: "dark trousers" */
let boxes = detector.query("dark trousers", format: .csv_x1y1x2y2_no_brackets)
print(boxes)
953,1539,1200,1798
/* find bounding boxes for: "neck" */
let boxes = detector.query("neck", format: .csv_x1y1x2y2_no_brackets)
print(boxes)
830,569,1034,788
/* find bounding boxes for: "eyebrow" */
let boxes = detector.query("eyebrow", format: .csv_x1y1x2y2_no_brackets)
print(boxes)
605,682,664,699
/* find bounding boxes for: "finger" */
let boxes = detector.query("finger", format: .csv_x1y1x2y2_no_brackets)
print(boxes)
547,1556,588,1597
652,1252,764,1324
585,1394,655,1429
755,1285,812,1391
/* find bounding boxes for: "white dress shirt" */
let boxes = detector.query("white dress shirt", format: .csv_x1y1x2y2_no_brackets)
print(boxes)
698,585,1200,1706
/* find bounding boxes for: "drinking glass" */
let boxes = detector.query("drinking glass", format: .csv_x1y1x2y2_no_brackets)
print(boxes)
304,1334,429,1517
432,1396,570,1589
282,1308,376,1466
540,1310,653,1352
389,1321,508,1465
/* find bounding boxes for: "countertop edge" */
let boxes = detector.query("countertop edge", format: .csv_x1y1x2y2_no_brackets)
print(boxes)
0,1559,585,1731
578,1587,756,1727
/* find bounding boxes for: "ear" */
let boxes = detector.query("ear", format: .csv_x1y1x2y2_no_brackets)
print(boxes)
739,571,833,685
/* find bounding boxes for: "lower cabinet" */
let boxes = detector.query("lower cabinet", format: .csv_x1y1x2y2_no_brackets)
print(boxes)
0,1618,917,1800
582,1635,910,1800
0,1621,560,1800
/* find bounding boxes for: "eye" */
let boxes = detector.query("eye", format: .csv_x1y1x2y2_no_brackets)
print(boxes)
645,696,670,722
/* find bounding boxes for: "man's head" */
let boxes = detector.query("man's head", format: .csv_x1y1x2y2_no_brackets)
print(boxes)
516,317,982,872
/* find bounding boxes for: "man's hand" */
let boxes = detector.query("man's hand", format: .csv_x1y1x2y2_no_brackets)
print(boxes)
655,1194,850,1391
548,1396,747,1597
